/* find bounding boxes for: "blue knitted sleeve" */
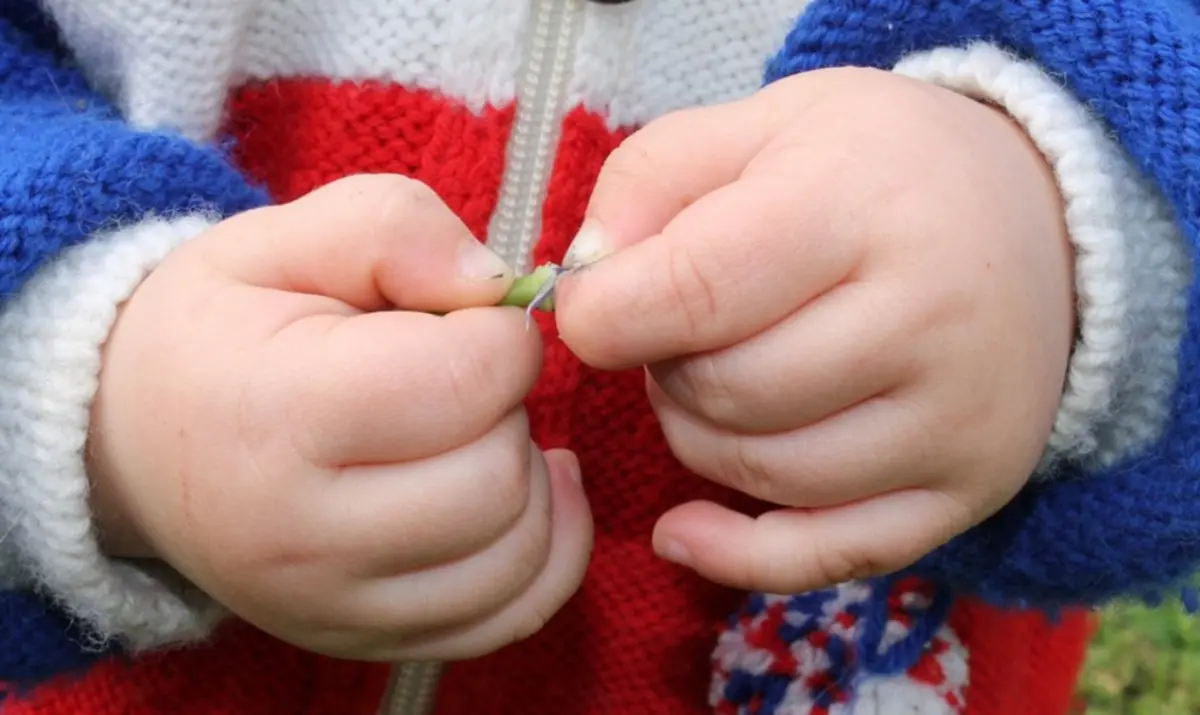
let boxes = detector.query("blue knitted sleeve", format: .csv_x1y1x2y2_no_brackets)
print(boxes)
0,6,266,299
767,0,1200,609
0,5,267,690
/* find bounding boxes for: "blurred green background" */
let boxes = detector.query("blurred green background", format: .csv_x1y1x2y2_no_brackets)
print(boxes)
1079,597,1200,714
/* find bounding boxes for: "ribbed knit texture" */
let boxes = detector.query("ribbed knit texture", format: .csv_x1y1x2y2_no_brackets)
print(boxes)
763,0,1200,610
0,0,265,689
0,1,1195,714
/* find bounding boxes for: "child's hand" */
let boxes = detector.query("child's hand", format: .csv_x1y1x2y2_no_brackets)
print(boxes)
86,175,593,661
556,68,1074,595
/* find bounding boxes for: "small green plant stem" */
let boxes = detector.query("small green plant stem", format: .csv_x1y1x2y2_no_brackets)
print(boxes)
497,263,560,313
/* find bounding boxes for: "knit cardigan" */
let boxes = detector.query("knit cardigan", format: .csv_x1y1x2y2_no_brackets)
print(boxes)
0,1,1196,714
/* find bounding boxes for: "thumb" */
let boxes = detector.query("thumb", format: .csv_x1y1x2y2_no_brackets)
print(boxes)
562,100,769,269
203,174,516,313
561,74,832,268
651,490,966,594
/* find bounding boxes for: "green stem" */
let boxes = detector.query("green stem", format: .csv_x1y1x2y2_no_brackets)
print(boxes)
497,263,559,312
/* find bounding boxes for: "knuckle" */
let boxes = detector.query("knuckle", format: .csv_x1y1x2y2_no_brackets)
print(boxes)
909,264,977,332
664,243,721,338
505,517,553,598
329,174,441,234
235,518,320,575
604,139,659,183
483,429,534,524
743,551,803,593
507,599,557,646
928,489,976,534
815,68,940,131
655,416,703,475
716,437,779,502
441,342,504,416
281,386,329,467
886,392,954,476
374,179,441,231
329,172,423,201
807,541,881,588
669,357,740,427
600,114,705,208
453,311,541,398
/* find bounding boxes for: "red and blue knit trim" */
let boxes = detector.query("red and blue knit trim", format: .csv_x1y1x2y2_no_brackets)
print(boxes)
711,578,964,715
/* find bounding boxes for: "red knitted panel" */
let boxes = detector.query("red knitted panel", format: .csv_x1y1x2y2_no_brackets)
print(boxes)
5,622,390,715
4,84,1097,715
224,79,513,240
950,600,1094,715
433,106,766,715
4,80,515,715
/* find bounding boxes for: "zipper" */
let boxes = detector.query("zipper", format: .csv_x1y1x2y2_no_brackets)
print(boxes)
486,0,587,271
382,662,441,715
381,1,586,713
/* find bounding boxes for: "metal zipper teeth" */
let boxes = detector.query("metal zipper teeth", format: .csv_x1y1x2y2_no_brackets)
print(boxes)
384,662,441,715
382,1,585,714
486,0,585,270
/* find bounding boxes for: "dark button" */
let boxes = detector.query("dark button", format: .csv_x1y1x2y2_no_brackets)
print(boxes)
589,0,635,4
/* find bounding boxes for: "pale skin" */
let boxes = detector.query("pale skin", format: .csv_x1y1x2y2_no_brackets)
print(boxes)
558,67,1074,593
87,67,1073,661
88,176,595,661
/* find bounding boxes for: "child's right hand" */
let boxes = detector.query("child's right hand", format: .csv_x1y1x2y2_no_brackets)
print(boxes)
83,175,594,661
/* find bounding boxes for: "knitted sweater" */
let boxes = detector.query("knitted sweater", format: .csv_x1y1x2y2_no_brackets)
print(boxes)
0,1,1195,714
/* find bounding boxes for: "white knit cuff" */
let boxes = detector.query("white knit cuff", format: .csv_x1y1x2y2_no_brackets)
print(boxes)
0,214,227,651
894,43,1191,475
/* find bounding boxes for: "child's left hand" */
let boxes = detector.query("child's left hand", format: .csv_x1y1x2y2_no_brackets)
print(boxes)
555,67,1076,595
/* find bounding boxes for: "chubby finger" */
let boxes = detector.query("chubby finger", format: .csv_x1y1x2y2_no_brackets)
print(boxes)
651,489,969,594
268,306,541,466
244,448,579,659
204,174,516,313
308,410,535,577
649,281,913,434
650,383,941,508
558,170,865,371
385,448,593,661
572,75,839,265
331,449,590,661
570,101,773,267
327,447,563,642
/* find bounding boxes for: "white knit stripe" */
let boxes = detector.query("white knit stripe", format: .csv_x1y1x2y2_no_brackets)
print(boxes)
0,510,24,589
39,0,526,136
0,215,226,649
40,0,259,142
568,0,808,129
237,0,531,116
38,0,814,139
895,43,1191,473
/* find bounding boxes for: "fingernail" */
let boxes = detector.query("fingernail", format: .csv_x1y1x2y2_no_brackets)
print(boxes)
565,456,582,485
659,539,692,567
563,218,614,269
458,239,514,280
548,449,583,485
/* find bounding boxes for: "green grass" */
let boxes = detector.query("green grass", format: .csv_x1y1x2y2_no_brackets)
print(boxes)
1078,597,1200,714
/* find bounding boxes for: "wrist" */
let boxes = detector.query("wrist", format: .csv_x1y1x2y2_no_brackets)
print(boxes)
891,43,1189,473
85,280,166,561
84,282,163,560
986,94,1079,395
0,213,227,648
86,425,154,559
